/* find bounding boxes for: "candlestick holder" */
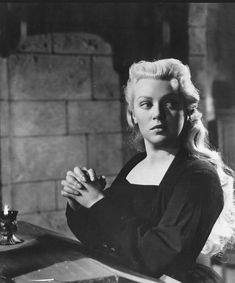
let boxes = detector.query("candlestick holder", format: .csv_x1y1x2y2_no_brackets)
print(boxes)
0,210,23,245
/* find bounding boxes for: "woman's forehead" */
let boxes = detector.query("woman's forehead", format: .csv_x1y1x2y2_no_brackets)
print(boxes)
134,78,173,99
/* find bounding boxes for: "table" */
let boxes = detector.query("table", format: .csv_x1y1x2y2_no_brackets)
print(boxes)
0,221,180,283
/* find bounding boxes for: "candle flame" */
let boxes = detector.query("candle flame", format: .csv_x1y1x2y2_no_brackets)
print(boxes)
3,204,9,215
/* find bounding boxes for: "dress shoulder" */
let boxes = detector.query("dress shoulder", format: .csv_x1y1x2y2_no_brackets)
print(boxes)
186,155,219,175
109,152,146,188
124,151,146,168
179,155,223,199
117,152,146,176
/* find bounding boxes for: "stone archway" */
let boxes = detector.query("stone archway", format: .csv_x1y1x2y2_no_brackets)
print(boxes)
0,32,123,236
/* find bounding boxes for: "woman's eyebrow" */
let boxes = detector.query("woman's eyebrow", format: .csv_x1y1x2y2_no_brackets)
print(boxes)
137,96,152,100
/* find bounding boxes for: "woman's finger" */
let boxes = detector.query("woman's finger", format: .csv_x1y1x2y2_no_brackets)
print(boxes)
66,170,80,182
61,188,81,198
64,177,83,190
66,174,82,186
73,166,89,182
99,175,107,188
62,185,81,196
87,168,97,182
61,181,82,196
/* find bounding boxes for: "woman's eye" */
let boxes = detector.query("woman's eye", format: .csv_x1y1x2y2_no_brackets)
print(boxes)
140,101,152,109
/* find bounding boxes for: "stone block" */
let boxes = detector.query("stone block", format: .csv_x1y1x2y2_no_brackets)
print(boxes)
68,101,121,133
8,54,91,100
188,56,207,81
188,56,208,99
188,27,207,55
0,101,9,136
56,179,67,210
92,56,120,99
11,102,66,136
188,3,208,27
17,34,52,53
1,138,10,185
216,113,235,168
88,133,123,176
53,33,112,55
212,81,235,109
18,211,76,238
10,136,87,183
12,181,56,214
0,58,8,100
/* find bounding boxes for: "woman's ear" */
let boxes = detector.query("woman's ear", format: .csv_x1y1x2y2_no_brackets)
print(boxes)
131,112,137,124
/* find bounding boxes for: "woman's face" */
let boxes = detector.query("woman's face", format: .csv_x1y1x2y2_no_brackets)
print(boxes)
132,78,186,150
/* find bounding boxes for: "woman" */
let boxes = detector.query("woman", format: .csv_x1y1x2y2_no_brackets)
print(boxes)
61,59,235,282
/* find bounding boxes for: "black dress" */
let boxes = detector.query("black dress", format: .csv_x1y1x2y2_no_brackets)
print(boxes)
66,149,224,283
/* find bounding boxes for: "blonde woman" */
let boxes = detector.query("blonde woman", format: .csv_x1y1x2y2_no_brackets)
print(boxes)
62,59,235,283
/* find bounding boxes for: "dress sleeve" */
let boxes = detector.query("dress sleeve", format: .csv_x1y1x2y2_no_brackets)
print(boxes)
86,169,224,277
66,204,101,247
65,153,142,249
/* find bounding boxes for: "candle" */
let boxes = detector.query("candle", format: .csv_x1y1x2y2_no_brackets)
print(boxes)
3,204,9,216
0,206,23,245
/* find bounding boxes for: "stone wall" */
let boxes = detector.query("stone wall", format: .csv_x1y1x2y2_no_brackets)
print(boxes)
188,3,208,118
188,3,235,169
188,3,235,120
0,3,191,237
0,33,122,237
208,3,235,170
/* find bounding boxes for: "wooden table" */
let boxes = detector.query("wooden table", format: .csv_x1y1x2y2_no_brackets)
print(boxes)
0,221,180,283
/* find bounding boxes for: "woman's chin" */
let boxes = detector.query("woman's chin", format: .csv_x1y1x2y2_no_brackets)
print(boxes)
145,137,168,148
144,136,179,149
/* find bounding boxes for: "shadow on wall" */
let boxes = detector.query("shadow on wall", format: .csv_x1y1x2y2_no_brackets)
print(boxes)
208,81,235,149
208,80,235,170
212,81,235,110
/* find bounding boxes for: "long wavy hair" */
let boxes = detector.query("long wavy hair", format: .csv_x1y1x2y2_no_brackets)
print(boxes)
124,58,235,256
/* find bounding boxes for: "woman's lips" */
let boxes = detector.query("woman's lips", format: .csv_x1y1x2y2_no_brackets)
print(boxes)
150,124,167,133
150,124,165,130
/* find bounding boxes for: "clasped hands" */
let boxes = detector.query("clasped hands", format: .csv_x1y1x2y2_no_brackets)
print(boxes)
61,166,106,209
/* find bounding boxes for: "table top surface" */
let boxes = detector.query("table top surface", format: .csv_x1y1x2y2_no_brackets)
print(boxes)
0,221,179,283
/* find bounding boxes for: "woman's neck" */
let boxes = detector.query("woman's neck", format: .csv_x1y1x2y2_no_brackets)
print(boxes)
144,143,179,165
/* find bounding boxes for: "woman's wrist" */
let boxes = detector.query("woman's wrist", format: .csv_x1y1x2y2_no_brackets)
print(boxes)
67,198,82,211
87,194,104,208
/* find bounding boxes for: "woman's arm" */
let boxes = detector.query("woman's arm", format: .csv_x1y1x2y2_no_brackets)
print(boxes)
62,167,107,248
71,169,223,277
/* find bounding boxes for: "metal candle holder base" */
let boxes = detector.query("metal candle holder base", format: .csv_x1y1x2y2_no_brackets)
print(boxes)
0,210,24,245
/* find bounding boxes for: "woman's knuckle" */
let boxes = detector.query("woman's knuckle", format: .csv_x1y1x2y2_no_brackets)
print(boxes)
76,183,82,188
68,175,73,181
74,166,82,173
66,176,71,182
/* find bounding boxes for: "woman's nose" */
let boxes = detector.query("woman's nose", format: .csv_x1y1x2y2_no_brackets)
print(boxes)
152,104,160,120
152,103,165,121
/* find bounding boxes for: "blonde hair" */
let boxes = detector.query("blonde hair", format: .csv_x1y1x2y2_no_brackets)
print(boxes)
124,58,235,256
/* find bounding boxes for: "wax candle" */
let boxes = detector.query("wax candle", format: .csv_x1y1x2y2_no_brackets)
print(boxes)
0,205,23,245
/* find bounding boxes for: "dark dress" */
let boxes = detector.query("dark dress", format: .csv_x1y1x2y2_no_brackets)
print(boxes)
66,149,224,283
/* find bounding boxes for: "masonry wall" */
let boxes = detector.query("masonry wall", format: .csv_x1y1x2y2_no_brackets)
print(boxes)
187,3,208,118
0,3,189,237
1,3,228,237
208,3,235,170
188,3,235,170
0,33,122,237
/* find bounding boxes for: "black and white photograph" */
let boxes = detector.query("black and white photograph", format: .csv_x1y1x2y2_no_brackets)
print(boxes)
0,2,235,283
